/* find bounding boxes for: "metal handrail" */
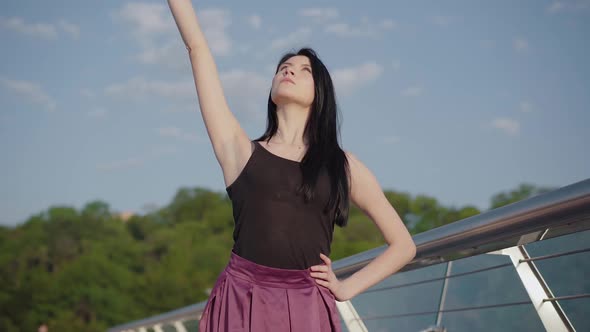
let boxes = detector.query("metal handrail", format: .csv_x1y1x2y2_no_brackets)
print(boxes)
108,178,590,332
333,178,590,276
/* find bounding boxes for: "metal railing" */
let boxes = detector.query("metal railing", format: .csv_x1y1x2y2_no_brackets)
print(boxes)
108,178,590,332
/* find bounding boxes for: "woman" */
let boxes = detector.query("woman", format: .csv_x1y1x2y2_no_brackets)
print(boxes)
167,1,417,331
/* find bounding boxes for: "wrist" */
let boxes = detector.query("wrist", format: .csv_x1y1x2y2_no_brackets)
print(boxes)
338,277,357,301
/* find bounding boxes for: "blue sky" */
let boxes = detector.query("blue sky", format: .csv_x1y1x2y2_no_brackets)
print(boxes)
1,0,589,226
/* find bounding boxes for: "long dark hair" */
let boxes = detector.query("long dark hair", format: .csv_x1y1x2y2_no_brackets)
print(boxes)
256,48,350,227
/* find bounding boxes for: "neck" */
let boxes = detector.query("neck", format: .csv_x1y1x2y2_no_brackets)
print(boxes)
273,103,310,146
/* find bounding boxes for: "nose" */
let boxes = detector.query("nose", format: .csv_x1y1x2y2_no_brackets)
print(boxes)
282,68,294,77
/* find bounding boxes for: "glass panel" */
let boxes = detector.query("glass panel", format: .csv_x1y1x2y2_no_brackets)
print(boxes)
350,263,447,331
441,304,545,331
524,230,590,297
440,252,544,331
559,297,590,331
363,314,438,332
445,254,531,309
162,323,176,332
526,229,590,255
338,317,349,332
184,319,199,332
525,229,590,331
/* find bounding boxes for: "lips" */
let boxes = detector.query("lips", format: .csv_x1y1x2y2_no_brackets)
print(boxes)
280,77,295,85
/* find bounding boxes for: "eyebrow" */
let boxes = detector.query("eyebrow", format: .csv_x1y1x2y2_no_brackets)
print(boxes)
281,62,312,69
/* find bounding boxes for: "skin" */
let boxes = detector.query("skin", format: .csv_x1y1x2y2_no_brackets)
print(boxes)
261,55,315,160
168,0,417,302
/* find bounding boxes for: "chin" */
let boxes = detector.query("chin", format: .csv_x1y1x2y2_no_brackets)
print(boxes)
273,91,300,104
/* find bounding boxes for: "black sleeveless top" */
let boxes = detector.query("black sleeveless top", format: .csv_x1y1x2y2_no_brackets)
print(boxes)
226,140,335,270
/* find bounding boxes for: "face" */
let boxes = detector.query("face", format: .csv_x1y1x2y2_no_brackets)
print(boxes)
270,55,315,108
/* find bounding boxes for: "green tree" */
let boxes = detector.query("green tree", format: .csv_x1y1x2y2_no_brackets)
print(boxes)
0,182,555,331
490,183,555,209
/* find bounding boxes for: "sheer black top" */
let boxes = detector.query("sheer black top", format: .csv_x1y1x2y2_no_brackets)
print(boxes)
226,140,335,270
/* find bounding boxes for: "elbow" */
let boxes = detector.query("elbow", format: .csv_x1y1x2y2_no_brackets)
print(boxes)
403,240,417,262
408,243,417,261
389,239,417,262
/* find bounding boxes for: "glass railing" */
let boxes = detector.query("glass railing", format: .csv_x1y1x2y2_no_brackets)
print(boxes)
346,230,589,331
108,178,590,332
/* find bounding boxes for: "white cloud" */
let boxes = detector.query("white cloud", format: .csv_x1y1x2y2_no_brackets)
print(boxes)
0,77,56,111
113,4,233,60
270,27,312,50
546,1,590,13
298,11,393,38
325,23,360,37
491,117,520,135
219,69,269,119
198,9,233,56
105,70,269,121
325,22,391,38
332,62,383,96
513,37,529,52
547,1,566,12
298,8,339,22
114,3,174,37
0,17,56,39
519,101,533,113
247,15,262,29
0,17,79,40
401,86,423,97
57,19,80,39
380,19,396,30
325,16,395,38
136,39,189,69
157,126,202,143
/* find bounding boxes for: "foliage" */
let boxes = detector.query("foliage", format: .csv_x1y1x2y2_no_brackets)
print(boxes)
0,183,551,331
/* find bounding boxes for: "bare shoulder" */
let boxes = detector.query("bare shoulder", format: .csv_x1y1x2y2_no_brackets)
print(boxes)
344,151,377,185
343,150,383,209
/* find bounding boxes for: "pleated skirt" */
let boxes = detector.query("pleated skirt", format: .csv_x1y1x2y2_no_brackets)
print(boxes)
198,250,342,332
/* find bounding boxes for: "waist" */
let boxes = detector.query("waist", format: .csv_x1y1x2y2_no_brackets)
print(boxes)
225,250,317,289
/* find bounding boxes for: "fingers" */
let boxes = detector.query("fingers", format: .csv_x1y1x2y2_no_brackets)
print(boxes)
310,265,329,272
310,254,331,271
310,254,336,290
311,253,334,281
310,271,329,279
314,278,329,288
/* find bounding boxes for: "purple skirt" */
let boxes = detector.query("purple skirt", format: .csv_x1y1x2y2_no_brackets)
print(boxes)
198,250,342,332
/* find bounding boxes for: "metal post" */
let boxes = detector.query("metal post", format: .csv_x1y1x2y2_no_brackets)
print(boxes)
497,246,574,332
173,321,188,332
336,300,369,332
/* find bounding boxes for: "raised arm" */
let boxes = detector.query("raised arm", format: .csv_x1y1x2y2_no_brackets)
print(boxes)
167,0,252,187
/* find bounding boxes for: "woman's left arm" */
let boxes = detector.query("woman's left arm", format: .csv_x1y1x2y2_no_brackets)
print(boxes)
310,151,417,301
